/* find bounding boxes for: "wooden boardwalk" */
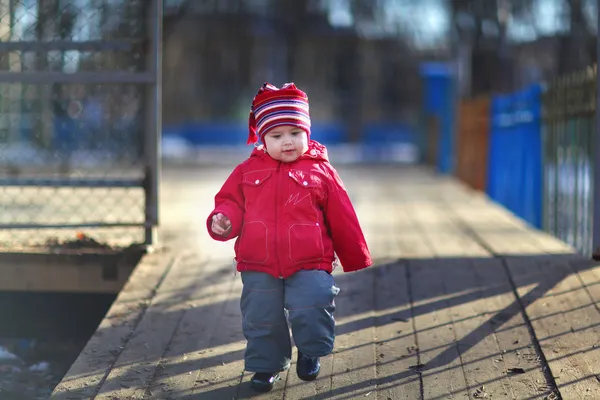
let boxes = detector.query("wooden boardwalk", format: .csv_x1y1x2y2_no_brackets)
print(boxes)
51,165,600,399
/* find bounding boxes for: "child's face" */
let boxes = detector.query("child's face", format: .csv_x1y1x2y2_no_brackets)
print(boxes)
263,125,309,163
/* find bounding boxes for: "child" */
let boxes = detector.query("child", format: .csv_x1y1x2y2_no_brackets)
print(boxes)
207,82,372,393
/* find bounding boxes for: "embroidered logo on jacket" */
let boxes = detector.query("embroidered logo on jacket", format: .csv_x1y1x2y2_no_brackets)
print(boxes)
285,192,310,206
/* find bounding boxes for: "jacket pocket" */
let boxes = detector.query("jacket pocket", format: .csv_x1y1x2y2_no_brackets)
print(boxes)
288,222,324,264
238,221,269,264
287,170,325,207
288,170,323,189
242,170,273,187
242,170,273,209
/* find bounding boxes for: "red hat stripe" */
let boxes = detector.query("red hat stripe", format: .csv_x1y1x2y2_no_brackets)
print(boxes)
257,113,311,132
255,102,309,120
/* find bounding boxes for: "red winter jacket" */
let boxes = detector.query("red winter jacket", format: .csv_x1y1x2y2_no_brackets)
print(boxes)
207,140,372,279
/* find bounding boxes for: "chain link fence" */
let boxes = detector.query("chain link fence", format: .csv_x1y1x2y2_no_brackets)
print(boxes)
0,0,161,252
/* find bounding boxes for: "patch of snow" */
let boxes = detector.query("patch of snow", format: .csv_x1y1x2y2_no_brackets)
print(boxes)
28,361,50,372
0,346,19,362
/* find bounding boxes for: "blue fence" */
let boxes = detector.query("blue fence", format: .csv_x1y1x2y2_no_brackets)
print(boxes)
420,62,456,174
487,84,543,228
161,120,422,163
162,121,348,147
419,64,545,231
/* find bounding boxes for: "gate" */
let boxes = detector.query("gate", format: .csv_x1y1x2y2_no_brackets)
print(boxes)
0,0,162,251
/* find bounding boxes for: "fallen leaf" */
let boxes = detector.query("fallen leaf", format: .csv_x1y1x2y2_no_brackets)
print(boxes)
473,385,488,398
406,345,418,353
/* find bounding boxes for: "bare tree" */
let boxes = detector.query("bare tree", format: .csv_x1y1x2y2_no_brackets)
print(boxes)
559,0,596,73
452,0,598,96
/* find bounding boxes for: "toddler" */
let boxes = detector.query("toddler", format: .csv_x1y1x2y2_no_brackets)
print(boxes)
207,82,372,392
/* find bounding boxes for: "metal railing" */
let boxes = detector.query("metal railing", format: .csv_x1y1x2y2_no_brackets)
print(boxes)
542,67,596,255
0,0,162,251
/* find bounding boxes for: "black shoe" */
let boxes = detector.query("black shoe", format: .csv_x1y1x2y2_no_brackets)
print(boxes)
250,372,280,392
296,351,320,381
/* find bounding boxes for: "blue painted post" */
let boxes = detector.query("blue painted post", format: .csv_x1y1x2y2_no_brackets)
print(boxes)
419,62,456,174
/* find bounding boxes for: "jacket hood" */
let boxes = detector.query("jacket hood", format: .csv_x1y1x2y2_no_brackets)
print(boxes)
250,140,329,163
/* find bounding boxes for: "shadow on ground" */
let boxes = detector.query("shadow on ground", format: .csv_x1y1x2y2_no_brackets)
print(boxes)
55,250,600,399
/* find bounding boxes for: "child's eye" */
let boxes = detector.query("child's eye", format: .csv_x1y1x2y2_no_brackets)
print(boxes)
292,131,300,136
272,135,281,139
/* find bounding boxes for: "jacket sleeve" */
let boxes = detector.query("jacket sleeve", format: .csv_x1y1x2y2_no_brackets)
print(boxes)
322,163,373,272
206,166,244,242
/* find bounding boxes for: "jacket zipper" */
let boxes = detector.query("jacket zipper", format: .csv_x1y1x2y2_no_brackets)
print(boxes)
276,161,283,278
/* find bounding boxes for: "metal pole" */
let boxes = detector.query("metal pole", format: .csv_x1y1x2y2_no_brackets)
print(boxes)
593,2,600,259
144,0,163,246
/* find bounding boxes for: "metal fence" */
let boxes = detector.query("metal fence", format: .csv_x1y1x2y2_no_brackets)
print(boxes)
542,67,596,256
0,0,162,251
454,67,597,257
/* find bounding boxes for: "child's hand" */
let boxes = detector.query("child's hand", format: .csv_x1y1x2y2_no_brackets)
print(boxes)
211,213,232,237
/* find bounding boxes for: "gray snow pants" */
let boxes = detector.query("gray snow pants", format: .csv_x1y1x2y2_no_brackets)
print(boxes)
240,270,340,373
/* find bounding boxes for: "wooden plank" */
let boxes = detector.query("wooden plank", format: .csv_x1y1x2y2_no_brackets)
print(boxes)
370,196,425,399
314,349,335,399
507,255,600,399
442,189,564,256
395,231,434,259
316,174,380,398
409,258,470,399
572,256,600,306
141,264,242,399
441,258,509,398
51,251,176,399
189,275,253,400
448,257,554,399
456,216,544,256
401,191,550,398
50,167,235,399
423,183,561,397
280,347,319,400
94,254,205,399
398,181,473,399
53,165,592,400
326,268,377,399
195,273,294,400
443,179,600,399
374,262,421,399
407,201,490,258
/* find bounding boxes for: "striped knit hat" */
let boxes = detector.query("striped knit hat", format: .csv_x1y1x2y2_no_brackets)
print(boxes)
247,82,311,145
